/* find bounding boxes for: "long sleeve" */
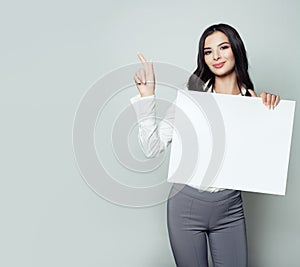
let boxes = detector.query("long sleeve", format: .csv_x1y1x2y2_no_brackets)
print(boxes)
130,83,228,192
130,94,175,158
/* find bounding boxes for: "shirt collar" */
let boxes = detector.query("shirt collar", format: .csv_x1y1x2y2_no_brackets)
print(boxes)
205,80,247,96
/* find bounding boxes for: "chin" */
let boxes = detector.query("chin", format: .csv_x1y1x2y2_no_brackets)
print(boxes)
212,68,235,77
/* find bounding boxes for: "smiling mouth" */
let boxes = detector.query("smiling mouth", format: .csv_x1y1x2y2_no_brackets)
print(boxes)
213,62,225,68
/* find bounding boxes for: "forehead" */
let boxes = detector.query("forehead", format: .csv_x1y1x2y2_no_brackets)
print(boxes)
204,31,229,47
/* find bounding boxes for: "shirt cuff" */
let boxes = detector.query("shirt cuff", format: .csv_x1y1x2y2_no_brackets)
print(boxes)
130,94,155,104
130,94,156,125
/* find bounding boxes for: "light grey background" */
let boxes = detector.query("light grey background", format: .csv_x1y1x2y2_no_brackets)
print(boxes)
0,0,299,266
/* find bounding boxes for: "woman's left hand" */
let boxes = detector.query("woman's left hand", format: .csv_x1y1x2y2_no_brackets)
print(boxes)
248,89,280,109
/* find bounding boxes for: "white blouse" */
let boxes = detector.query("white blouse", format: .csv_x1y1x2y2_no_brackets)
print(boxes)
130,84,248,192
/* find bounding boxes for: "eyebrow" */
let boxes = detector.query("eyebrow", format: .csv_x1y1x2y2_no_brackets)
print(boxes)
204,41,230,50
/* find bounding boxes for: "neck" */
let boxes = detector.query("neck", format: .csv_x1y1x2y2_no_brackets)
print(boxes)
213,72,240,95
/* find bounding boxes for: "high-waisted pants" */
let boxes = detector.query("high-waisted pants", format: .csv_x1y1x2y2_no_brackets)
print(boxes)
167,184,247,267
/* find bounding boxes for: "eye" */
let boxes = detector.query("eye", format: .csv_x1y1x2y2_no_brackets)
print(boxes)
204,50,212,55
220,45,230,50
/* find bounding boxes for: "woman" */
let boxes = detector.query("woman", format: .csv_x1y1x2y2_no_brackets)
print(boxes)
132,23,280,267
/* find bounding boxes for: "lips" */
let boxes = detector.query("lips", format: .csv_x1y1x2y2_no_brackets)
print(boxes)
213,62,225,69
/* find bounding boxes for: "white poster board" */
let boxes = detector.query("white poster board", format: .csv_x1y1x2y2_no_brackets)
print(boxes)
167,90,296,195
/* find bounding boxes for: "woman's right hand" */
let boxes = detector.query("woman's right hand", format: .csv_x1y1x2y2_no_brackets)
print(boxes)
134,52,155,97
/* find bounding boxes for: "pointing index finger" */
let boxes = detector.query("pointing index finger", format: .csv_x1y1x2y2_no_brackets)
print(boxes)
137,52,147,64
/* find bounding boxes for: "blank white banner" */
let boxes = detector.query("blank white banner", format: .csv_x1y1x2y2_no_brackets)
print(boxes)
167,90,296,195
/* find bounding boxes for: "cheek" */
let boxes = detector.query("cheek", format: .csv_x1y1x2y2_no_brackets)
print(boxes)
204,56,210,65
223,50,235,61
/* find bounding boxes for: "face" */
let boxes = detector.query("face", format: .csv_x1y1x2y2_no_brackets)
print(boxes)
204,31,235,77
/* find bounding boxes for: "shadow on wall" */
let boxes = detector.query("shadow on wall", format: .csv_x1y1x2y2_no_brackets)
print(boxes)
242,192,287,267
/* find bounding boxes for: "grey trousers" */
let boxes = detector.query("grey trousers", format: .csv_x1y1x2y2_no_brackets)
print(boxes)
167,184,247,267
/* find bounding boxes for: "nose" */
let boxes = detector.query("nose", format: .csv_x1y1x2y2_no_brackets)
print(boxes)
213,50,221,60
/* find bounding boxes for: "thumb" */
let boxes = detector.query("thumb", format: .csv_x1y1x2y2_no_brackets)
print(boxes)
248,89,257,97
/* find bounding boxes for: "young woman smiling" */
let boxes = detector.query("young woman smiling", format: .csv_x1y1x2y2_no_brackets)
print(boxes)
132,23,280,267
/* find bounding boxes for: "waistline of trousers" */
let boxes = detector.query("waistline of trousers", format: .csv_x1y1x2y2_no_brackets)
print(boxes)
171,183,241,202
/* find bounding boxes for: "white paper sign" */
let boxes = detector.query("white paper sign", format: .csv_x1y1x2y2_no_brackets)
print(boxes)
167,90,296,195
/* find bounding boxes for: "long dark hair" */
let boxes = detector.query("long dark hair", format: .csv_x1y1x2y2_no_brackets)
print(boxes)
187,23,254,96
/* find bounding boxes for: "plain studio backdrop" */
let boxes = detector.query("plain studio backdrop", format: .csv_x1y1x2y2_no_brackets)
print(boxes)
0,0,299,266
